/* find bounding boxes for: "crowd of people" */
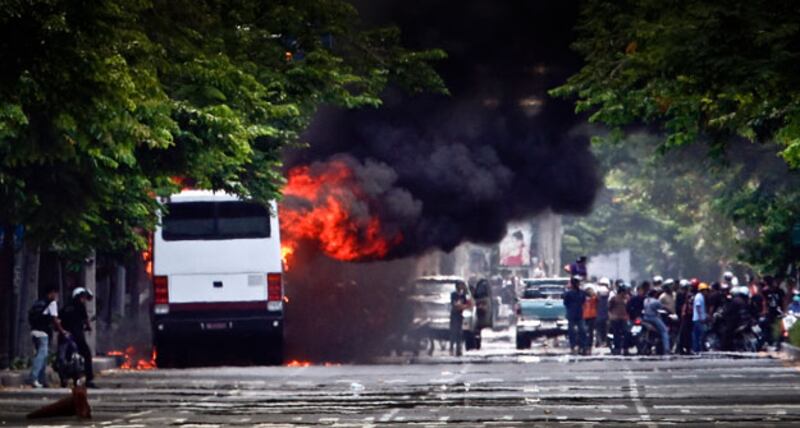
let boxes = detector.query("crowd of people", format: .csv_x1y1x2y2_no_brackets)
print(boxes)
562,257,799,356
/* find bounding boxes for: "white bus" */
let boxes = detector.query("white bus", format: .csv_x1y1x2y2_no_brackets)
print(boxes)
151,190,284,366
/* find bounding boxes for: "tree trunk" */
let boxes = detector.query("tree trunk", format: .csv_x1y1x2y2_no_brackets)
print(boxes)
15,242,40,361
112,265,126,323
0,226,15,368
81,251,97,355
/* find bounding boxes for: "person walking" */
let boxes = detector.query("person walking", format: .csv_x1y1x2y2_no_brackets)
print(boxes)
28,287,69,388
563,276,587,355
608,284,630,355
693,282,710,353
449,281,472,356
643,289,670,355
60,287,96,388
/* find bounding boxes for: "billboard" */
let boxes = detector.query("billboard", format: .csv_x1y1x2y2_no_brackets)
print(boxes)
499,222,532,267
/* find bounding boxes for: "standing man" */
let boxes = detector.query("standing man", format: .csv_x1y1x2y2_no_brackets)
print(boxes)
61,287,96,387
763,276,785,347
693,282,710,353
450,281,472,356
563,276,587,355
565,256,588,279
595,278,611,347
608,284,630,355
675,280,694,355
28,287,69,388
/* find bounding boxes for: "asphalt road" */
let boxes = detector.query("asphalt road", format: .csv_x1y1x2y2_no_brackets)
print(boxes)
2,331,800,427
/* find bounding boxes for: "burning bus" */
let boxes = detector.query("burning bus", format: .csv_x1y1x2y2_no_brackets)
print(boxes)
151,190,284,367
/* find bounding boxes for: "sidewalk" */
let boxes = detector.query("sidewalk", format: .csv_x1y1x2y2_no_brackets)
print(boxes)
0,356,120,388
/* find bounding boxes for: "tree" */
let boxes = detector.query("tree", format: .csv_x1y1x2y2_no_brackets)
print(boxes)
553,0,800,274
0,0,446,255
0,0,445,367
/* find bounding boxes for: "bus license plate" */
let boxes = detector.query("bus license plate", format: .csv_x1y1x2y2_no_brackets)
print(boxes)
204,322,228,330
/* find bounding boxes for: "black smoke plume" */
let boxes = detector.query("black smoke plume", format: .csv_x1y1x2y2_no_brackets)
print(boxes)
284,1,599,259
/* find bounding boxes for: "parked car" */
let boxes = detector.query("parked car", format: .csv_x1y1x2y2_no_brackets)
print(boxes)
515,278,569,349
407,276,480,355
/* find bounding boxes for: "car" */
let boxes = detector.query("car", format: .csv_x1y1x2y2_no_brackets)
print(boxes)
407,276,480,355
515,277,569,349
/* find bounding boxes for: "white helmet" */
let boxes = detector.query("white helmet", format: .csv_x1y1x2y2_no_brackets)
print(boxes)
72,287,94,300
598,277,611,286
723,271,734,280
653,275,664,284
732,286,750,297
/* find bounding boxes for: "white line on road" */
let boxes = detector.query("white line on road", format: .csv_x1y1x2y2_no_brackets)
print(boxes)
626,369,657,428
379,409,400,422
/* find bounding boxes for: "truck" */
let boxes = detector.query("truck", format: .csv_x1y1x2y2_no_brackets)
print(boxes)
151,190,284,366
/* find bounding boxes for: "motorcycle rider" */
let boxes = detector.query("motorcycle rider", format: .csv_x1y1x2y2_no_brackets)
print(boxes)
721,286,753,351
627,282,649,321
643,289,671,355
60,287,96,388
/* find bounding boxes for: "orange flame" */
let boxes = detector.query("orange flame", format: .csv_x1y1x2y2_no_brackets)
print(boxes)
109,346,157,370
279,160,401,265
286,360,312,367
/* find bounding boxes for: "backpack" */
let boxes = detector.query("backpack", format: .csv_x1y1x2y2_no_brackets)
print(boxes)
28,300,51,332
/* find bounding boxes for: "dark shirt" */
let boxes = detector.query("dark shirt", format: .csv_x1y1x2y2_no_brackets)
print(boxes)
450,291,468,320
764,288,785,319
675,293,687,321
562,289,586,320
569,263,588,278
627,295,645,320
60,301,88,336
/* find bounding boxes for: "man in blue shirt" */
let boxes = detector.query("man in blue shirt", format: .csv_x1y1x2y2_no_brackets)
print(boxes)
562,276,587,355
692,282,710,353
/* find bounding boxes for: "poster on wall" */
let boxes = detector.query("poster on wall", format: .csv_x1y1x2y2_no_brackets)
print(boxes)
499,222,532,267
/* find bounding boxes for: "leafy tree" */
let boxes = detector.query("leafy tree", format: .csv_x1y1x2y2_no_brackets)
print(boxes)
554,0,800,274
0,0,446,256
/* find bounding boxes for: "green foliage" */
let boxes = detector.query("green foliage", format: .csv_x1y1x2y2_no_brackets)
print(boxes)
562,132,743,280
552,0,800,163
789,320,800,348
0,0,446,256
555,0,800,275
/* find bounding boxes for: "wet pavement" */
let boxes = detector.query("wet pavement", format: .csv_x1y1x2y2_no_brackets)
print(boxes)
2,329,800,426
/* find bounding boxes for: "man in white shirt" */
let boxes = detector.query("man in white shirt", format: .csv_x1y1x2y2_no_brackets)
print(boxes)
29,287,69,388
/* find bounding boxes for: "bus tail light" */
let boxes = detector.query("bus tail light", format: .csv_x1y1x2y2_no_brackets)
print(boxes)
154,275,169,314
267,273,283,311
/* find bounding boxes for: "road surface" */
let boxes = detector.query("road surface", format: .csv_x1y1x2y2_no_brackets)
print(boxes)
2,330,800,426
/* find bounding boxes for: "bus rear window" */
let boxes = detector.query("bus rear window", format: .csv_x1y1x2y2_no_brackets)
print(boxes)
162,201,270,240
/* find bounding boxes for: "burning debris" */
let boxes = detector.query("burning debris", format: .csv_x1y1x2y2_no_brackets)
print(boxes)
107,347,156,370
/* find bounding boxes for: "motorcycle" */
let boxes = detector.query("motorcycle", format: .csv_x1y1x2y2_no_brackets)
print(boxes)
637,310,677,355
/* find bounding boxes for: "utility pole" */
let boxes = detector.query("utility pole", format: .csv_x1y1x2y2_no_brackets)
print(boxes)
536,211,562,277
82,251,97,353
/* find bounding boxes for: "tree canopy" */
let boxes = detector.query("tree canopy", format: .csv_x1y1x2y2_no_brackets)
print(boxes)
0,0,446,256
555,0,800,275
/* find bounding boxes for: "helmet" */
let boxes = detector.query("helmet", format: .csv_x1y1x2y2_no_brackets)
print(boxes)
653,275,664,284
690,278,700,288
793,294,800,303
698,282,710,291
723,271,734,280
679,279,690,288
598,277,611,286
72,287,94,300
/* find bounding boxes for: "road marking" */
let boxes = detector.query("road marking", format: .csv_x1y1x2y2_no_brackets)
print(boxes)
379,409,400,422
670,374,698,379
626,369,657,428
439,416,450,422
501,415,513,420
319,417,339,423
720,374,744,378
